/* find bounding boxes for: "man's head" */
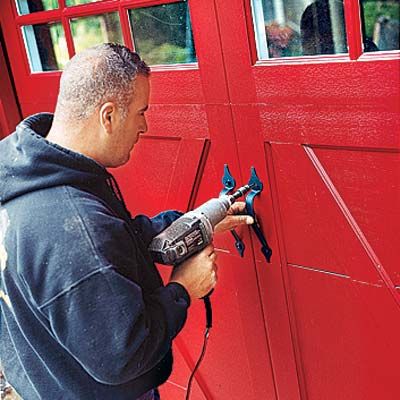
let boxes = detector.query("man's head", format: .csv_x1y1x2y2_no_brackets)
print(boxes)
50,43,150,167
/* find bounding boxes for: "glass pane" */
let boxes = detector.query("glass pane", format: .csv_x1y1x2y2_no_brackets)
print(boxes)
66,0,103,6
128,1,197,65
70,12,123,54
22,22,68,71
251,0,348,59
16,0,58,15
361,0,399,52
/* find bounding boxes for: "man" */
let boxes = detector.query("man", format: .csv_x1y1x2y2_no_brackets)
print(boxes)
0,43,252,399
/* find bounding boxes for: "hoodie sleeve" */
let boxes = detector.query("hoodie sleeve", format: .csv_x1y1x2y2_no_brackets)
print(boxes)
132,210,183,248
40,268,190,385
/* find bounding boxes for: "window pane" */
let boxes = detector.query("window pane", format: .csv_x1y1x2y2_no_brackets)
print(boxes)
128,1,197,65
361,0,399,52
70,12,123,54
22,22,68,71
66,0,103,6
16,0,58,15
251,0,348,59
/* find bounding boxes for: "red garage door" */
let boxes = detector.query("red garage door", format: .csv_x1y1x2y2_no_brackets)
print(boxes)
216,0,400,399
0,1,280,399
0,0,399,399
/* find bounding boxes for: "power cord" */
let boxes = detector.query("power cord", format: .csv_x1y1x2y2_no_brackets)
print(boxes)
185,295,213,400
184,327,211,400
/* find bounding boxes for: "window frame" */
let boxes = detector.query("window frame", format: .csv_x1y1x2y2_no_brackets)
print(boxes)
244,0,400,66
12,0,198,75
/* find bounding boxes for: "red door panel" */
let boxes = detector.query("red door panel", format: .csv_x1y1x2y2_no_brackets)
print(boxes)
231,104,303,400
251,60,400,108
256,102,400,149
270,143,385,284
159,344,207,400
0,100,10,139
312,147,400,285
0,34,20,138
216,0,400,399
288,266,400,400
112,136,209,215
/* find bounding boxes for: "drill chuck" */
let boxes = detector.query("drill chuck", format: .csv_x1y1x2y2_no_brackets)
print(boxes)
229,184,253,201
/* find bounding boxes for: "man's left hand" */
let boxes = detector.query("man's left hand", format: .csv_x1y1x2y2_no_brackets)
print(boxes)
214,202,254,234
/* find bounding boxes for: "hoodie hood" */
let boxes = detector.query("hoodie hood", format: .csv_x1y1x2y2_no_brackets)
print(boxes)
0,113,109,204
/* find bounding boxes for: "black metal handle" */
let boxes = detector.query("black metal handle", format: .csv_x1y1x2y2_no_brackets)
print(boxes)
245,167,272,263
220,164,246,257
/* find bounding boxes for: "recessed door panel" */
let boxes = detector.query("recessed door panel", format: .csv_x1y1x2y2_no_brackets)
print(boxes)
270,143,384,284
312,147,400,285
288,265,400,400
111,136,209,215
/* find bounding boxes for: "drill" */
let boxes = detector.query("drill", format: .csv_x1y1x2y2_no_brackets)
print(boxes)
148,184,253,266
149,184,253,397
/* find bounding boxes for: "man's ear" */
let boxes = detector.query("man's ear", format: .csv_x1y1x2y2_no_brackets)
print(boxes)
99,102,116,134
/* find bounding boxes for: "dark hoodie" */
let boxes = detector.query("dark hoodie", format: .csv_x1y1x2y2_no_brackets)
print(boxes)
0,113,190,399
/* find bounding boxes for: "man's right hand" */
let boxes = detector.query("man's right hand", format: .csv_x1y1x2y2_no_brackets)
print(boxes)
169,244,218,301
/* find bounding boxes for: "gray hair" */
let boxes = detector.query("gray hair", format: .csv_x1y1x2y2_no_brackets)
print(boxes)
56,43,150,121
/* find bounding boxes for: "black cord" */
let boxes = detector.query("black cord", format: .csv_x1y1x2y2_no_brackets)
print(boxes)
185,294,213,399
203,295,213,329
184,327,211,400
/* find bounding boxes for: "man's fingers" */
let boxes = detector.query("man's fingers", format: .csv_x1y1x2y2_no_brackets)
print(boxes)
204,244,215,255
209,251,217,263
227,215,254,227
212,262,218,273
213,214,254,234
228,201,246,214
211,269,218,284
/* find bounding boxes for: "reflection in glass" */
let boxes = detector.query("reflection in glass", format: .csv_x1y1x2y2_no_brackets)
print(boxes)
70,13,123,54
251,0,348,59
361,0,399,52
16,0,58,15
22,22,68,71
66,0,102,5
129,1,197,65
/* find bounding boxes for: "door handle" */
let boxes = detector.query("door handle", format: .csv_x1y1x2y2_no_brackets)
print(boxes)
220,164,246,257
245,167,272,263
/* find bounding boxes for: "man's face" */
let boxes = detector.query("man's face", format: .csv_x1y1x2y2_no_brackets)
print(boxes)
111,75,150,167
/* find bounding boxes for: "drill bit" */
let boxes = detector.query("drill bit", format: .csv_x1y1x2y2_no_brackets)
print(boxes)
229,183,255,201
